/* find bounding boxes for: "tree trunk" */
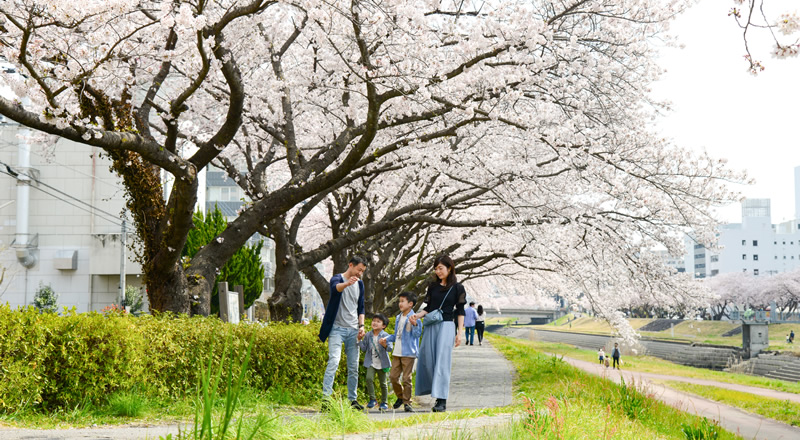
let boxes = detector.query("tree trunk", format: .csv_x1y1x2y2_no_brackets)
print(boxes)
147,261,191,314
269,263,304,322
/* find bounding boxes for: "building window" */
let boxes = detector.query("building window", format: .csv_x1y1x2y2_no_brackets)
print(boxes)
753,240,758,246
775,256,778,259
710,269,719,276
783,241,786,245
753,255,758,261
784,256,787,259
742,254,747,260
742,240,746,246
775,241,778,245
754,269,759,276
743,269,747,273
710,255,719,262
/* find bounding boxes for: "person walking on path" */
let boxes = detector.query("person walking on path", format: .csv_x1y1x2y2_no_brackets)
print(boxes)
791,329,795,343
611,343,621,369
359,313,393,412
410,254,467,413
597,347,605,365
319,256,368,410
464,302,478,346
475,305,486,345
383,291,423,412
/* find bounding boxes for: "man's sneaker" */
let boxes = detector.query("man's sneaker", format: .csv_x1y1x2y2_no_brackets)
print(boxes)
367,399,377,409
351,400,364,411
404,403,414,412
393,398,404,409
379,403,389,412
432,398,446,412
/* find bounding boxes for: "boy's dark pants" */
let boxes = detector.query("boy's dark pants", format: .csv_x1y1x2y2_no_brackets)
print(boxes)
366,366,388,403
389,356,415,403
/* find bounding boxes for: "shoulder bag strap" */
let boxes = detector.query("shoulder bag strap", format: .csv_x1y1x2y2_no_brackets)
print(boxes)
437,286,454,311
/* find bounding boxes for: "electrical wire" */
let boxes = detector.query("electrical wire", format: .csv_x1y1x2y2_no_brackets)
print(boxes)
0,166,123,226
0,159,124,222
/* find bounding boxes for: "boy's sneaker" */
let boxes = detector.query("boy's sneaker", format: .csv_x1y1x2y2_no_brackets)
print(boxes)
404,403,414,412
379,403,389,412
367,399,377,409
393,398,404,409
350,401,364,411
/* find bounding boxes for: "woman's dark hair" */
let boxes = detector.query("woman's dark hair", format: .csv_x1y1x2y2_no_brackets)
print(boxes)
432,254,457,286
398,291,417,307
477,305,484,315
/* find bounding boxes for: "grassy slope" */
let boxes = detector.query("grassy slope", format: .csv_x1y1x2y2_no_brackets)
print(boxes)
663,381,800,427
534,316,800,353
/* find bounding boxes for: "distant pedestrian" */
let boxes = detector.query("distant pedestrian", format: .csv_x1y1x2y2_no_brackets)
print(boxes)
612,343,621,369
597,348,605,365
464,302,478,346
475,305,486,345
791,330,795,343
411,254,467,413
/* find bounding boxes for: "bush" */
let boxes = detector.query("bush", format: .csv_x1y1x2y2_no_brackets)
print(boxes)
123,285,145,315
0,305,343,413
33,282,58,313
183,206,264,314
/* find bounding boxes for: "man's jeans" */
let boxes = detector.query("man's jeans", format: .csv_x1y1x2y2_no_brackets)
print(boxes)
465,326,475,345
322,326,360,401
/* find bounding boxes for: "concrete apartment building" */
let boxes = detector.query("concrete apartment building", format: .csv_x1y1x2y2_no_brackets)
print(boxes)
0,117,143,311
0,118,322,317
686,167,800,279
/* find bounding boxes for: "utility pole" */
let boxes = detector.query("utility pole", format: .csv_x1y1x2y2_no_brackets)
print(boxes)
120,215,127,309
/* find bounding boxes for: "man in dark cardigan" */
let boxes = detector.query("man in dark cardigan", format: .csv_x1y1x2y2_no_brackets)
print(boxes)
319,256,367,410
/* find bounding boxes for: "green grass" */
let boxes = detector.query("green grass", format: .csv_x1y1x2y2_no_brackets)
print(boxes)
664,381,800,427
2,332,745,440
521,339,800,394
486,333,738,439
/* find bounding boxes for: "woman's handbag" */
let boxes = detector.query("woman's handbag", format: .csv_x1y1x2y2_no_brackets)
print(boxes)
423,286,454,326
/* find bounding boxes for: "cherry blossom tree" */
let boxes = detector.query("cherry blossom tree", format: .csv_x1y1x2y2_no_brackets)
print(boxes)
728,0,799,73
0,0,744,326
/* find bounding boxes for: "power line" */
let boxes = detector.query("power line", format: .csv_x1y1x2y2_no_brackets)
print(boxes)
0,166,123,226
0,159,124,224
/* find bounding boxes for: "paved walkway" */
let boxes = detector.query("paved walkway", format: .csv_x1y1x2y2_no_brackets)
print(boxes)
503,328,800,440
0,339,514,439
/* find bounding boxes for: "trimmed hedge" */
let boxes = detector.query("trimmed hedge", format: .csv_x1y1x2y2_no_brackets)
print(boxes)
0,305,342,413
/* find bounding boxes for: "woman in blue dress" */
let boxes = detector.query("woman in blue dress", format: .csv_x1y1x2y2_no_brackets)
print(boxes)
409,254,466,412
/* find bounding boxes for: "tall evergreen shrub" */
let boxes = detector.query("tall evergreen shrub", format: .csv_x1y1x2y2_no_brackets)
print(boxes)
183,205,265,314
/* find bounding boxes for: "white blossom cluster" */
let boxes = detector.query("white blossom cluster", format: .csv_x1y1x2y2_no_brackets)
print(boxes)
0,0,747,333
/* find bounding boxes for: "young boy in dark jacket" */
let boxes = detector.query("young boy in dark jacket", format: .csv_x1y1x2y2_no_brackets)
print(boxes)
359,313,393,411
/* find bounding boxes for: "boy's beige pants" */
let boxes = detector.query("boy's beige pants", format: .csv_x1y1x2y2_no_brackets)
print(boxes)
389,356,415,403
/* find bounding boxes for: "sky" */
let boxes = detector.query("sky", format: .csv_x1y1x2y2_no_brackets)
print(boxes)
651,0,800,224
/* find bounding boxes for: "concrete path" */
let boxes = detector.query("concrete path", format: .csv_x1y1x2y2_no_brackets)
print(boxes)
0,340,514,439
503,328,800,440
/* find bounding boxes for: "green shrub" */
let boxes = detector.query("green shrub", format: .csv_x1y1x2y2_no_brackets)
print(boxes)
182,206,264,314
33,282,58,313
123,285,145,315
681,418,720,440
0,306,344,413
107,390,148,417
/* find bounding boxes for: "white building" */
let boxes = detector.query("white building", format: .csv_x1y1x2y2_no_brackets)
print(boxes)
0,118,144,311
686,167,800,278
